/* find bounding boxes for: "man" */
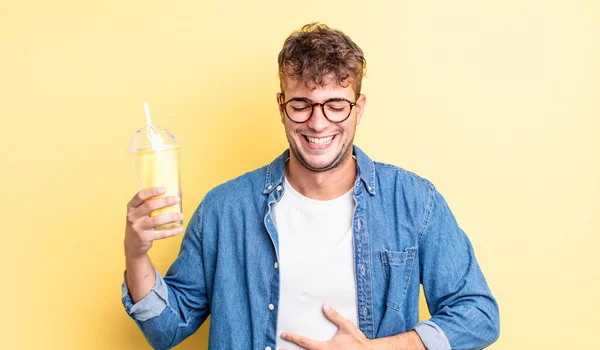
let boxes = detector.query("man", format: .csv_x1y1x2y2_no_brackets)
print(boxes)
122,23,500,350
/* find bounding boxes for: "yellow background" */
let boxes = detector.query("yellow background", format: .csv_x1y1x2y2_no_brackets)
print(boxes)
1,0,598,348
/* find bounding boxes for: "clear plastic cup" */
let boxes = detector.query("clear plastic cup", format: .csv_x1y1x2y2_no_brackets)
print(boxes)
128,125,182,230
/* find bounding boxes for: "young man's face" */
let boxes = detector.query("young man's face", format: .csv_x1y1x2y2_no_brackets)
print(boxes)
277,78,366,173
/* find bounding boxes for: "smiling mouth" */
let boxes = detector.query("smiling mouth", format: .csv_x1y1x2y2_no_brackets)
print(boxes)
304,135,335,145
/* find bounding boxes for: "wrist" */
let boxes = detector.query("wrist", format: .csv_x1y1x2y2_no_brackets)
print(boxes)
124,238,150,261
370,330,426,350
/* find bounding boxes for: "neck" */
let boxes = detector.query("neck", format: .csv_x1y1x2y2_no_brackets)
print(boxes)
285,151,357,201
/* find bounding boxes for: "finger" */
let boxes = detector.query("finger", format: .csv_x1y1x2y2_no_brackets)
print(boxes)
141,212,184,230
147,226,184,241
281,332,322,350
128,187,166,209
322,304,351,330
136,195,181,217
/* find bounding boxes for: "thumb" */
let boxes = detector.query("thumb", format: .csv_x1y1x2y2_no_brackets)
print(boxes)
322,304,350,330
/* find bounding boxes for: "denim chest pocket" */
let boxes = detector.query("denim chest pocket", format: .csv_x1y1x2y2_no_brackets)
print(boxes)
381,248,417,311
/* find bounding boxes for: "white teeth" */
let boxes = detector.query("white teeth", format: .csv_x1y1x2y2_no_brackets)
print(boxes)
306,135,334,145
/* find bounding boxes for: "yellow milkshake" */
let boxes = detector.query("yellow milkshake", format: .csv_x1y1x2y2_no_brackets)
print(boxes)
131,145,182,229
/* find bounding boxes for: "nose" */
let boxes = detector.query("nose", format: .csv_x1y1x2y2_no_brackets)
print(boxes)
306,104,330,132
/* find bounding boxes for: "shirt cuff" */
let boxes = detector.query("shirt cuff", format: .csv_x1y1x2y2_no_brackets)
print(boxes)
413,320,451,350
121,268,168,322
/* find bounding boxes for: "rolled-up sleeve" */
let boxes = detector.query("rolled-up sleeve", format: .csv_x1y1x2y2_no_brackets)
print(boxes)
121,268,168,322
413,320,451,350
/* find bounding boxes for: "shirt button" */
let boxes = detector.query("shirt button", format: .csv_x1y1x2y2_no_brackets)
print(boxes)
360,265,366,276
265,347,272,350
276,185,282,191
356,220,362,230
268,304,275,311
267,185,273,190
274,262,279,269
363,307,368,316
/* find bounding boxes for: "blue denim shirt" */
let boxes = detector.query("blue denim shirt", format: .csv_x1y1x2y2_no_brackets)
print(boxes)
122,145,499,349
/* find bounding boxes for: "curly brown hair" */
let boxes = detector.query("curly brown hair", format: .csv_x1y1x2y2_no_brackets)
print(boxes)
278,23,367,98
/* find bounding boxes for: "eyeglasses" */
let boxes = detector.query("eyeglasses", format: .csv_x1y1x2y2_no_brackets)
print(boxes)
279,96,357,123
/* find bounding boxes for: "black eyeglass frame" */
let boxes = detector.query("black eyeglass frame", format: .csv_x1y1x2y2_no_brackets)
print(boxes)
279,95,358,124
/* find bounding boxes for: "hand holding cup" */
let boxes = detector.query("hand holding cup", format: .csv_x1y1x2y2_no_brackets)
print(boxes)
124,187,184,259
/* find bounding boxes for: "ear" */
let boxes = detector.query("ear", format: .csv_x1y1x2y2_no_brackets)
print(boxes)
355,94,367,125
276,92,285,124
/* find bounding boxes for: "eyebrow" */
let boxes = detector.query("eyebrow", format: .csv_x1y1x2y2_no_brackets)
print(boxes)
287,97,348,102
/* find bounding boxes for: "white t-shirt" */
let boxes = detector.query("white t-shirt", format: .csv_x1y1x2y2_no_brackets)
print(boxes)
273,177,358,350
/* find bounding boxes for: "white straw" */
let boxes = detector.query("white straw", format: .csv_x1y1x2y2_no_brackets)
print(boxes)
143,101,153,127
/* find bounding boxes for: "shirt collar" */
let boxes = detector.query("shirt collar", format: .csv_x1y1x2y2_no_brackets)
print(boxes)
263,145,376,196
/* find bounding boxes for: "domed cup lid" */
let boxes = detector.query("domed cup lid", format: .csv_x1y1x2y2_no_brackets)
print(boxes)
128,125,178,153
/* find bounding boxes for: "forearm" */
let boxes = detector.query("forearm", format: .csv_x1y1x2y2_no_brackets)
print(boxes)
371,331,426,350
125,254,156,303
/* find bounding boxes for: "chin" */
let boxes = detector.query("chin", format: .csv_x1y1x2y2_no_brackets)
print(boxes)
300,152,348,172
